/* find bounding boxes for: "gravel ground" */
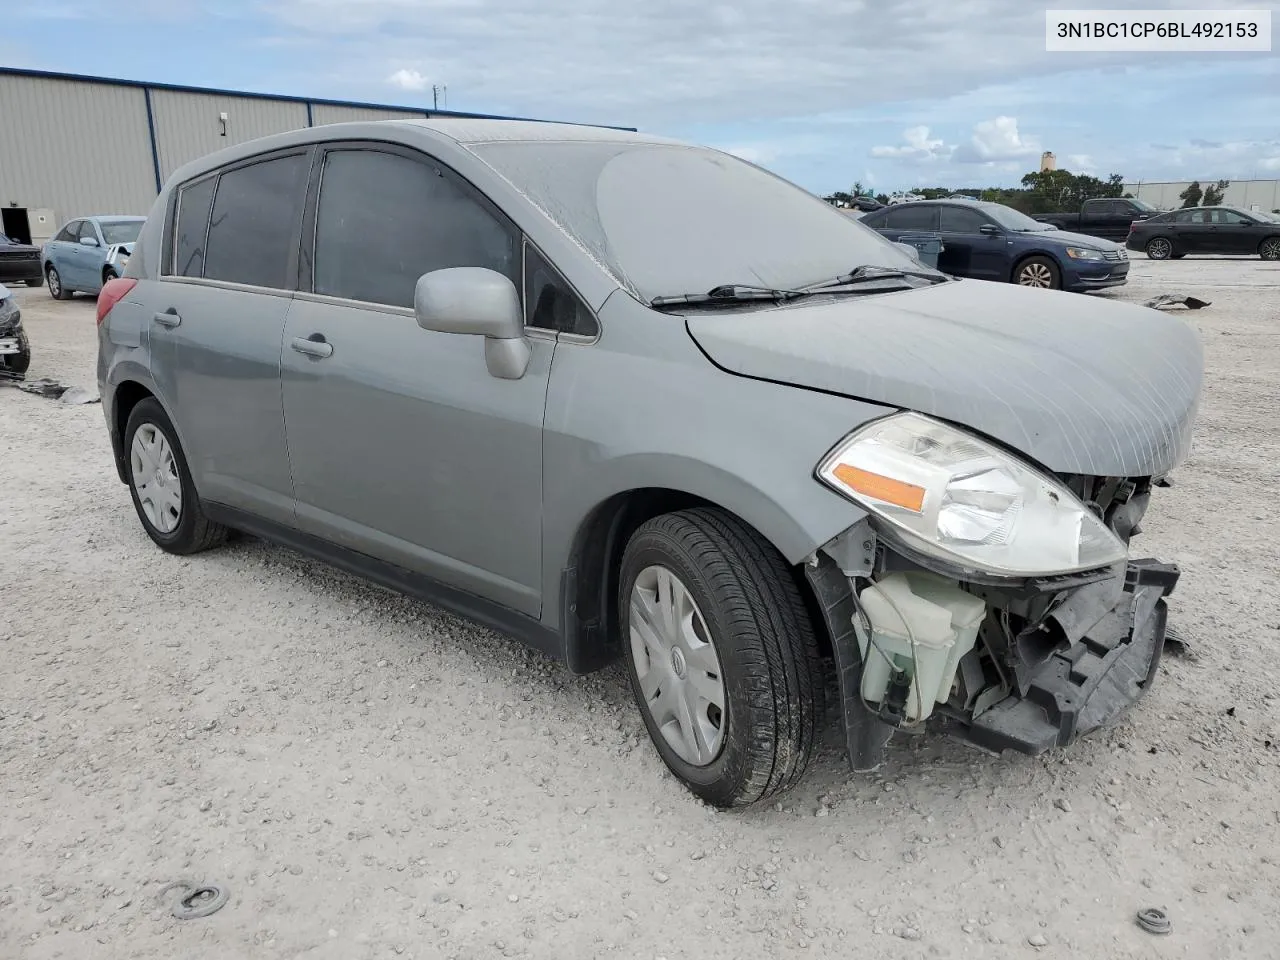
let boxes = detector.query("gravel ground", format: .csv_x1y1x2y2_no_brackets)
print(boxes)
3,257,1279,960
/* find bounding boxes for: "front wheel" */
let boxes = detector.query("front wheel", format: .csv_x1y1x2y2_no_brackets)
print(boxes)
1014,256,1061,289
103,267,119,284
1146,237,1174,260
1260,237,1280,261
619,508,826,807
124,398,229,554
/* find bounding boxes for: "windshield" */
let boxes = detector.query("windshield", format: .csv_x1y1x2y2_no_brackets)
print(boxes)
100,220,143,245
980,203,1053,232
1129,197,1158,212
467,141,928,302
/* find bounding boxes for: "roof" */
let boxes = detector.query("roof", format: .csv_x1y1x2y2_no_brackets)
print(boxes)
0,67,635,132
402,117,675,146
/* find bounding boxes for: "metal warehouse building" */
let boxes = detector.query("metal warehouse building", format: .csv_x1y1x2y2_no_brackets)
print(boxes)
0,67,622,247
1123,178,1280,213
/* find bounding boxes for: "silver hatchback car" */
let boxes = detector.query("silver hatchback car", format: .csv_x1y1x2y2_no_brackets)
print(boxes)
98,120,1202,807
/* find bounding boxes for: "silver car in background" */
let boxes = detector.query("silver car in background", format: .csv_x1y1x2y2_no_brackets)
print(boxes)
97,120,1202,807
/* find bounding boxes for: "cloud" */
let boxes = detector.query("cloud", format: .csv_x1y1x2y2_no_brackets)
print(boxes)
1065,153,1095,172
870,126,951,162
387,68,428,91
953,116,1040,163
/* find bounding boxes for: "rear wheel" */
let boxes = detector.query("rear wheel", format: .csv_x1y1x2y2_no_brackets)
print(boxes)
124,398,229,555
46,264,70,300
1146,237,1174,260
1260,237,1280,261
1014,256,1060,289
619,508,825,807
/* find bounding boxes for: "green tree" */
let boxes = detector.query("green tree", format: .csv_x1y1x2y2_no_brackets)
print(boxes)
1202,179,1229,206
1179,181,1203,208
875,193,890,205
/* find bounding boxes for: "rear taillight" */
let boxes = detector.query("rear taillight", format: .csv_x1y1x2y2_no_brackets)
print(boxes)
96,278,137,326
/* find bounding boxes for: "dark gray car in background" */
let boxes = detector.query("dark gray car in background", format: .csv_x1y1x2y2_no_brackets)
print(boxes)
97,120,1203,807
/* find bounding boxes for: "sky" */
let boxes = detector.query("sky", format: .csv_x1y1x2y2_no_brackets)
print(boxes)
4,0,1277,195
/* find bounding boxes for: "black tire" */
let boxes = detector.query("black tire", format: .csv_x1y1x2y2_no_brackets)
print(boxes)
1013,255,1061,290
103,267,118,284
619,508,825,807
1259,237,1280,261
1145,237,1174,261
46,264,70,300
124,398,229,555
25,276,43,288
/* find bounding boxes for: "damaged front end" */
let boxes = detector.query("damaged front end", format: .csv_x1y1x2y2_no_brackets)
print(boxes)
806,413,1182,771
0,285,32,382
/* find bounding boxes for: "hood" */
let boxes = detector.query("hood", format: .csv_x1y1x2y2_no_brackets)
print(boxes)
686,280,1202,478
1028,228,1119,249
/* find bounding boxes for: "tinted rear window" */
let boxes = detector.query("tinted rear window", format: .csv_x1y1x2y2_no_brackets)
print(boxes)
886,204,940,230
174,178,216,277
204,154,307,289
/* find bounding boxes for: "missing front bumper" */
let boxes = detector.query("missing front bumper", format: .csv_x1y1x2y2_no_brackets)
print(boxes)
805,554,1179,771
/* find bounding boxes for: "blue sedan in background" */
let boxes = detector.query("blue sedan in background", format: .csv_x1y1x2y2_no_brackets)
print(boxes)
859,199,1129,292
41,215,145,300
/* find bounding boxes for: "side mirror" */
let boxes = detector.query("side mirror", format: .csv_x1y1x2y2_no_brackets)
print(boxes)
893,241,921,263
979,224,1001,235
414,267,530,380
79,236,100,247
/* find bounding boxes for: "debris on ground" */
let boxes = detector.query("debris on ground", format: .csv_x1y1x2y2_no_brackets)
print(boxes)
1163,624,1196,659
1136,907,1172,935
162,881,230,920
1145,294,1211,311
2,377,100,403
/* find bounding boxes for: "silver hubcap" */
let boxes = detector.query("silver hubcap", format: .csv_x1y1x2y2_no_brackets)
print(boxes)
48,269,60,295
629,565,726,766
130,423,182,534
1018,262,1053,287
1149,239,1171,259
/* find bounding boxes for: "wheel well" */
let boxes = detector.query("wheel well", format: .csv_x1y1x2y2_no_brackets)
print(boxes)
102,264,117,282
110,381,155,481
563,488,831,673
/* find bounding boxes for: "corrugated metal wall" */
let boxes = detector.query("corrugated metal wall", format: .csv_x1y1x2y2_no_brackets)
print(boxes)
0,74,158,229
1125,180,1280,212
310,103,427,125
150,90,309,181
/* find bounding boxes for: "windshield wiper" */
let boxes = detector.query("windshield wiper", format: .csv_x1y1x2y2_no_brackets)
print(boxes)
797,264,946,293
649,284,807,308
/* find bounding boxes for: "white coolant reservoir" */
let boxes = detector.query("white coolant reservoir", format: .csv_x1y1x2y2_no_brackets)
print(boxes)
854,573,988,722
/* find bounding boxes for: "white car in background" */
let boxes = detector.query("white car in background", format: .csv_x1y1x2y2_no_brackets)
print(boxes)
887,192,924,205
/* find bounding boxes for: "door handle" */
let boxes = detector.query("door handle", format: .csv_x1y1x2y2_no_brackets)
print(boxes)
153,310,181,327
291,334,333,359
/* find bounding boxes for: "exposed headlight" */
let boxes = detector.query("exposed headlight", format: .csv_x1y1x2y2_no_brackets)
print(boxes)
1065,247,1104,260
0,296,16,324
816,412,1127,577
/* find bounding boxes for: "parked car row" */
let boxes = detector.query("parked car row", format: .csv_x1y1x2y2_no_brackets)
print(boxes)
1126,206,1280,261
859,198,1129,292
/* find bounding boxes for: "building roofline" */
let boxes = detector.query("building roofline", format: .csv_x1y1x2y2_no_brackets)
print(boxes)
0,66,636,132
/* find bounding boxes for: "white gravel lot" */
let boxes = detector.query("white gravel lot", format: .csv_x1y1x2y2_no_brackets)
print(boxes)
3,257,1279,960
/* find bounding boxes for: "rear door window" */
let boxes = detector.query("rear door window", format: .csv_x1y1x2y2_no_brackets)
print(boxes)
311,147,518,308
887,204,940,230
203,153,308,289
172,176,217,278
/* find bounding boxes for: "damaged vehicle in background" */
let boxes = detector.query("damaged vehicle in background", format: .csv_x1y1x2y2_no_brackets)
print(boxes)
0,283,32,381
42,215,145,300
99,120,1202,808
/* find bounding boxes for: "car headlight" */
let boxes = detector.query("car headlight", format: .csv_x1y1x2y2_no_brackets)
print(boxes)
1065,247,1104,260
0,296,16,324
816,412,1127,577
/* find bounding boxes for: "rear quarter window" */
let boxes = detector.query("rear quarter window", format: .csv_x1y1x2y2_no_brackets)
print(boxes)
171,176,217,278
203,153,309,290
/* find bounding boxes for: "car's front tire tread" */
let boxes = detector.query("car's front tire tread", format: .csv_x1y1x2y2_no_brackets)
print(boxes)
621,508,825,807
